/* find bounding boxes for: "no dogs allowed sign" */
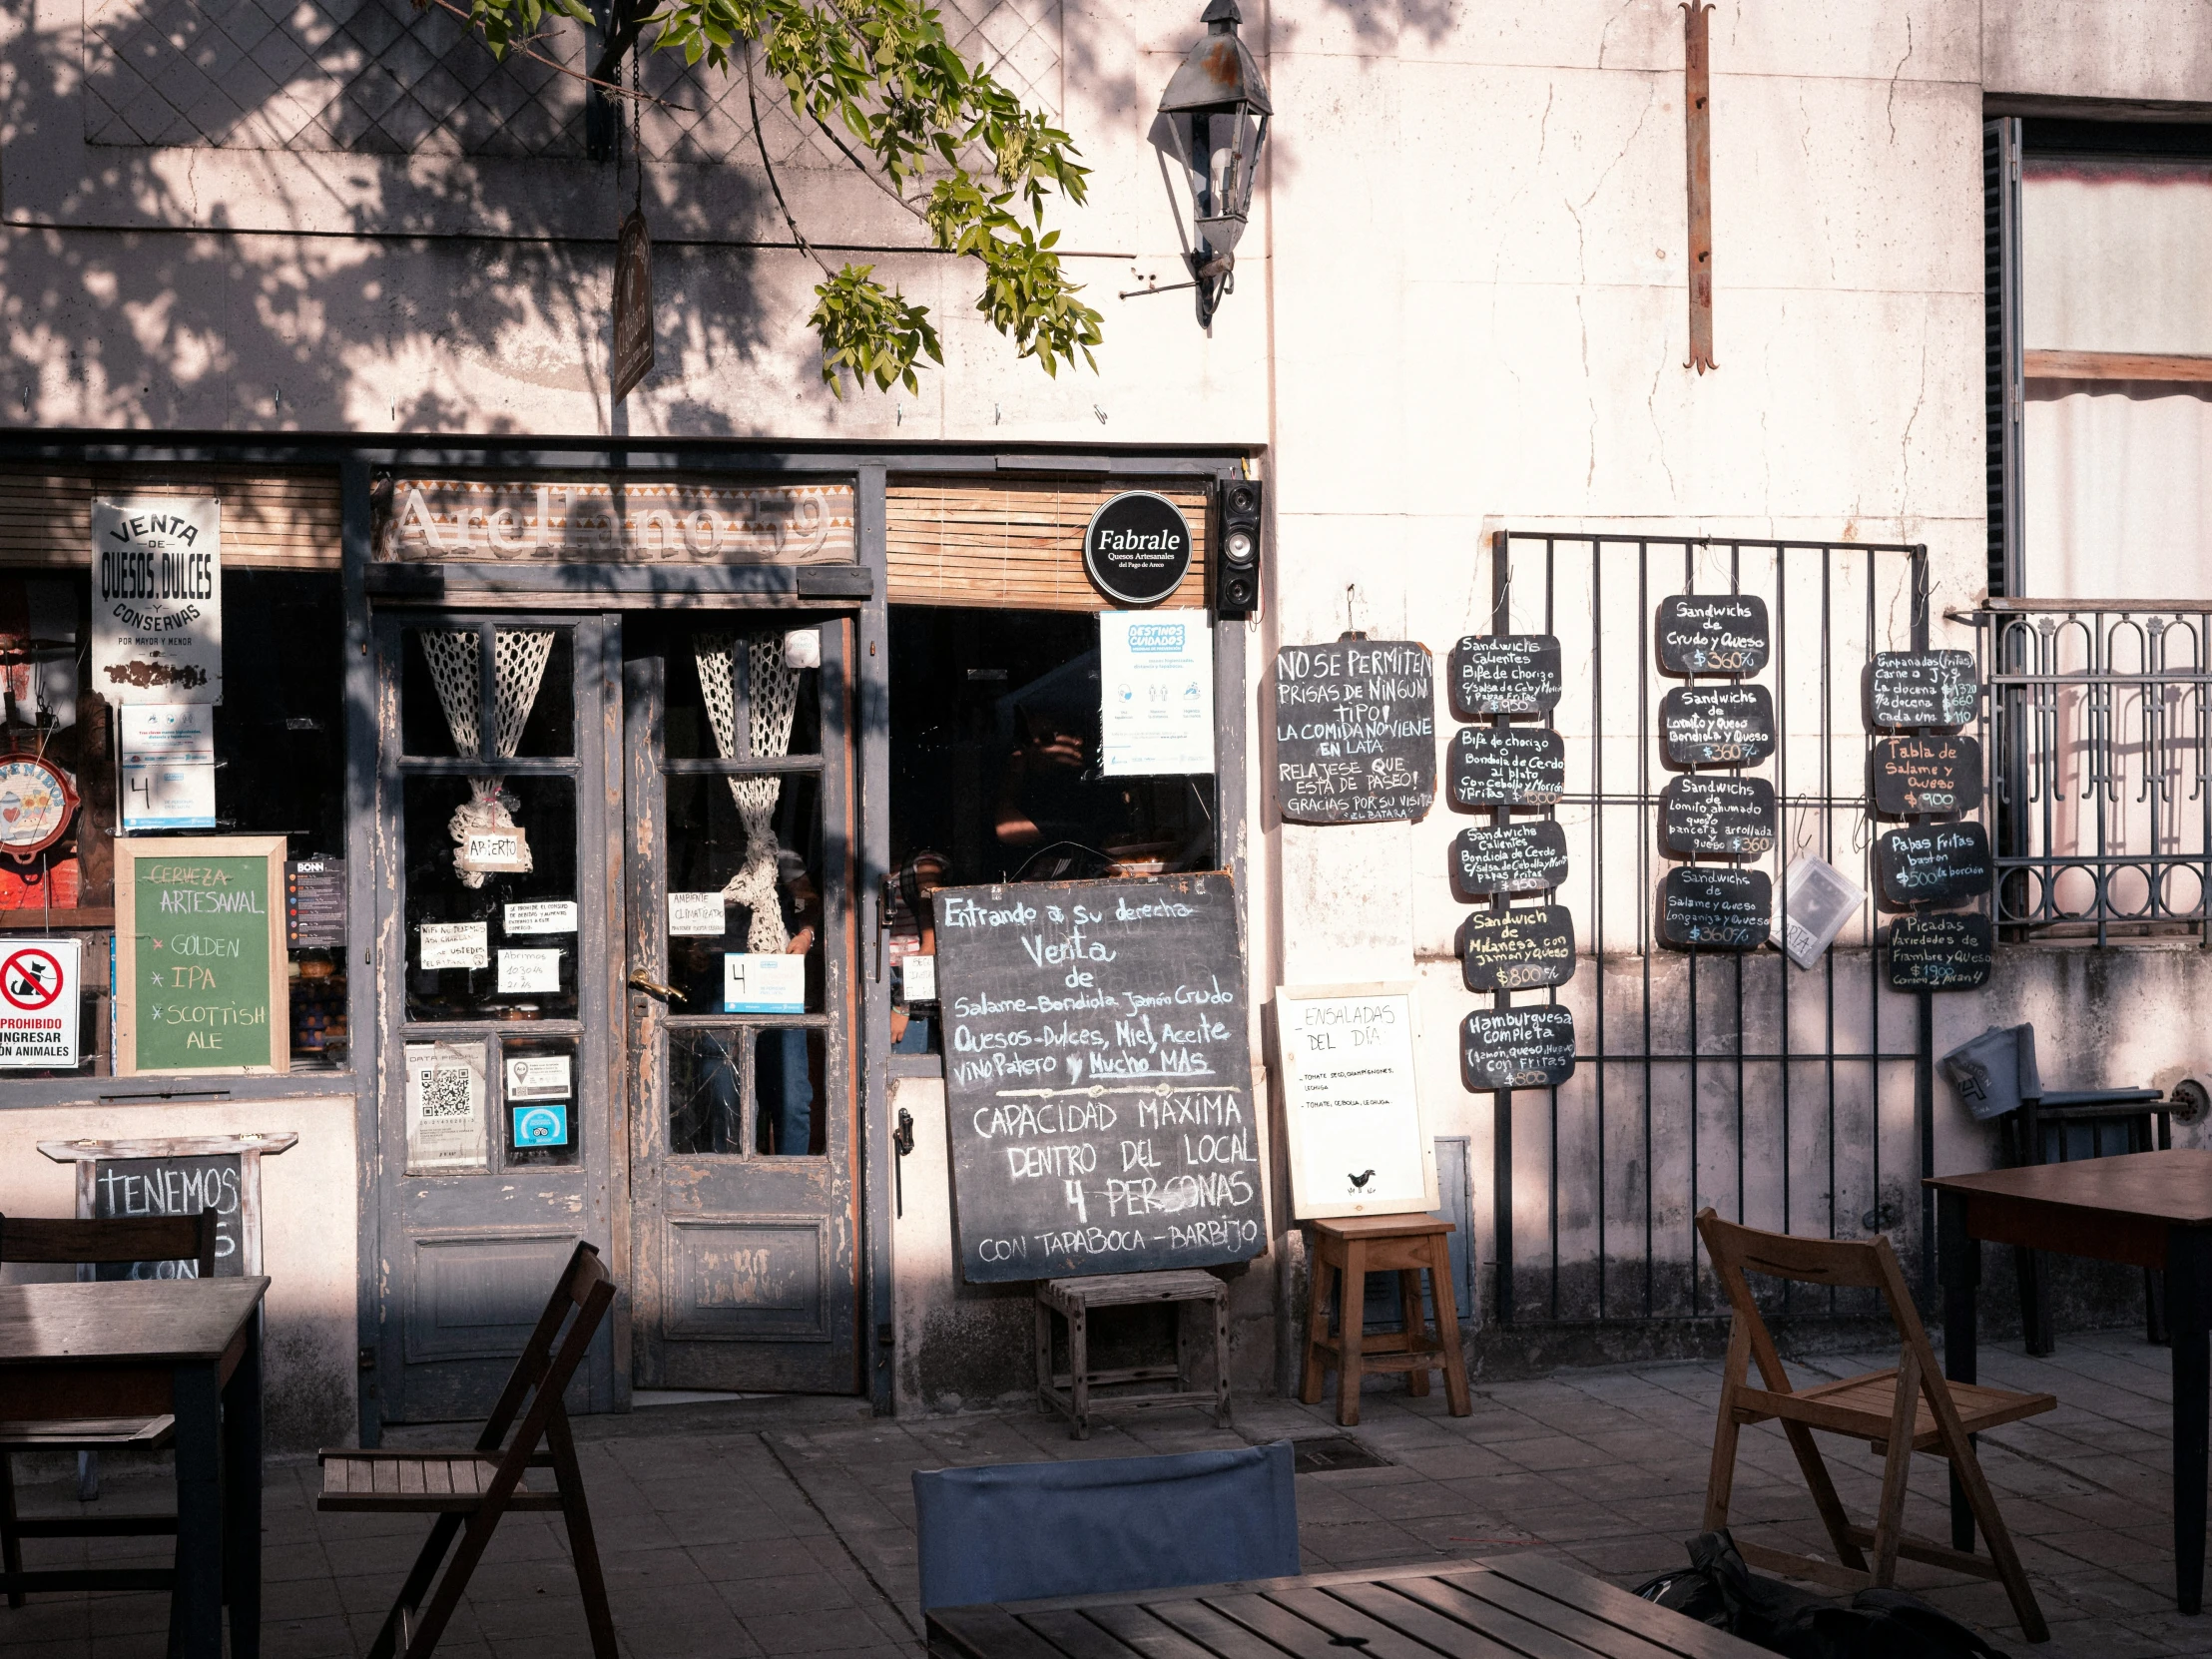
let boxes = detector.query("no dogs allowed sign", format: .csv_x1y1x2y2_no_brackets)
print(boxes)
0,939,81,1067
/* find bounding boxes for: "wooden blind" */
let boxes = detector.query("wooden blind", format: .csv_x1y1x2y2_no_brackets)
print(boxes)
886,477,1209,609
0,466,340,570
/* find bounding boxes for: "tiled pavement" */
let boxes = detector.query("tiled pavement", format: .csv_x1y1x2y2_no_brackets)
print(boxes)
8,1328,2212,1657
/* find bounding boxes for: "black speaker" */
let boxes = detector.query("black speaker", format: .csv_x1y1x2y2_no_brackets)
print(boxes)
1214,476,1263,619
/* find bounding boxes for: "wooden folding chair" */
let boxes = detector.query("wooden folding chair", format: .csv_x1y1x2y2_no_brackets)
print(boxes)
318,1240,617,1659
0,1209,219,1611
1695,1207,2054,1643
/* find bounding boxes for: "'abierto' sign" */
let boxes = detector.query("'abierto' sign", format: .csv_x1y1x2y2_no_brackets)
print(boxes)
92,498,222,704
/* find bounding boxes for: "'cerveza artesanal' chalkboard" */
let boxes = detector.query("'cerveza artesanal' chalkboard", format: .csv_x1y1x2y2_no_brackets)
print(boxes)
1660,776,1776,858
1273,639,1436,825
1656,594,1770,676
1887,911,1993,992
1448,635,1562,719
1460,1007,1576,1092
932,873,1265,1284
1449,822,1569,899
1659,866,1772,949
1877,823,1992,906
1660,686,1776,769
1457,905,1576,992
1868,651,1977,732
1871,736,1983,818
1449,726,1565,810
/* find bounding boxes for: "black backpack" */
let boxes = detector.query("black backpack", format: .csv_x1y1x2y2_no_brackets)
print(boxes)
1633,1531,2010,1659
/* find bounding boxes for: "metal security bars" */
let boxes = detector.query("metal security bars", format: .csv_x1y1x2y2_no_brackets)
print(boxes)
1482,531,1935,1327
1967,600,2212,946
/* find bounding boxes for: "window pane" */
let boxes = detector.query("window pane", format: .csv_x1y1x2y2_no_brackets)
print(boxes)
669,1027,746,1155
664,1026,825,1157
754,1027,824,1156
665,771,823,1014
507,629,574,759
402,627,472,759
401,774,579,1021
663,627,822,761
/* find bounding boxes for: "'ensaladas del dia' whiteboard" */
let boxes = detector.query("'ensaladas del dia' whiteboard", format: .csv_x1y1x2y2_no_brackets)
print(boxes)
1276,982,1435,1220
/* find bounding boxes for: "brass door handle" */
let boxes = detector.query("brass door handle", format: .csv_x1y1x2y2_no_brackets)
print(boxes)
628,971,687,1003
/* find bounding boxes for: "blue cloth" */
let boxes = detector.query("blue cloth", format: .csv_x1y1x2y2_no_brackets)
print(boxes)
911,1441,1299,1611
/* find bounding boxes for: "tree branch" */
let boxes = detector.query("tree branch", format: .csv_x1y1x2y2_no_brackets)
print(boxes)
746,39,836,277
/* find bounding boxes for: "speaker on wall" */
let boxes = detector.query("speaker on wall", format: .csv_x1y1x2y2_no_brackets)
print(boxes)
1215,477,1263,619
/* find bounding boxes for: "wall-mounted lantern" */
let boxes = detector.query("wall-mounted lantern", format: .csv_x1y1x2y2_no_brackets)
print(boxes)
1157,0,1271,327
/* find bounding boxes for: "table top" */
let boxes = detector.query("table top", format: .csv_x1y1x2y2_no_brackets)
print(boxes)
1927,1149,2212,1227
926,1555,1765,1659
0,1277,269,1366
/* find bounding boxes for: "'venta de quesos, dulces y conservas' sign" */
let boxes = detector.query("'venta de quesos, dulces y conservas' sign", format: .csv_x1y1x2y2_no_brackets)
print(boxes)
114,835,287,1076
1273,639,1436,824
1660,686,1776,768
1448,634,1562,718
1660,776,1775,858
1877,823,1992,907
1868,650,1976,732
1460,1007,1576,1091
1888,911,1993,991
1656,594,1770,676
1871,736,1982,818
1449,822,1569,899
1449,727,1565,809
92,497,222,703
933,873,1265,1283
1457,905,1575,992
1660,866,1772,949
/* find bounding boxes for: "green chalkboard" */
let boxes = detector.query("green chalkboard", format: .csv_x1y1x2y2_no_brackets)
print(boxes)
120,837,284,1074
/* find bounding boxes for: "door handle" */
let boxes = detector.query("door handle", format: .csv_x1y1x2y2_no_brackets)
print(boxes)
628,971,687,1003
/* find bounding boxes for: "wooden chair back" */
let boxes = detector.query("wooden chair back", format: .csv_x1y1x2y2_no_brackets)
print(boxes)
0,1211,219,1279
1695,1207,1938,1391
472,1242,616,1462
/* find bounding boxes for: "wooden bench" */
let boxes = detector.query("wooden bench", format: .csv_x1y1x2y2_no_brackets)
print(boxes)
1034,1271,1231,1439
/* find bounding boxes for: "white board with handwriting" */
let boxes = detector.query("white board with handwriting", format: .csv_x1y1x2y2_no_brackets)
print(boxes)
1276,982,1435,1220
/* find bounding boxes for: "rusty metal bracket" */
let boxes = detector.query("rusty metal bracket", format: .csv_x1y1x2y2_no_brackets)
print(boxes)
1683,1,1716,372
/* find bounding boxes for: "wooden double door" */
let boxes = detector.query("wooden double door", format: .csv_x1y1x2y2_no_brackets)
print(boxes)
369,608,860,1423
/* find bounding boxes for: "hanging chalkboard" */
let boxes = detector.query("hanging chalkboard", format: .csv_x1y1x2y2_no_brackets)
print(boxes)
1660,776,1776,858
1659,866,1772,949
1660,686,1776,769
1448,635,1563,719
1877,823,1992,906
932,872,1266,1284
1450,823,1569,900
1868,650,1977,732
114,834,289,1077
1460,1007,1576,1092
1656,594,1770,676
1871,736,1983,818
1888,911,1994,992
1448,727,1565,810
1457,905,1576,992
38,1132,296,1279
1273,640,1437,825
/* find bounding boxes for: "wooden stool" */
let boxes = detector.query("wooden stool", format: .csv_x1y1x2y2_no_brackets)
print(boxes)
1299,1214,1471,1426
1034,1270,1232,1439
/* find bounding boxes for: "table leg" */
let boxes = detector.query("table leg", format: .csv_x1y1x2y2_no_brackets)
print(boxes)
1938,1189,1979,1554
168,1361,223,1659
224,1313,264,1659
2168,1225,2211,1615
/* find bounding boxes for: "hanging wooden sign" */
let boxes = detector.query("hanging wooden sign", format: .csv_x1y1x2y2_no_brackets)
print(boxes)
1871,735,1982,818
1449,822,1569,899
1683,0,1716,372
1460,1006,1577,1092
1877,823,1992,907
1868,650,1977,732
1659,866,1771,949
612,208,655,403
1448,726,1565,810
1888,911,1994,992
1456,905,1576,993
1273,639,1437,825
1660,776,1775,858
1660,685,1776,769
1656,594,1767,676
1447,634,1562,719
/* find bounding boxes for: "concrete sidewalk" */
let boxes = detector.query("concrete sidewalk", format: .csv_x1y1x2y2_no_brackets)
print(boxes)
3,1328,2204,1658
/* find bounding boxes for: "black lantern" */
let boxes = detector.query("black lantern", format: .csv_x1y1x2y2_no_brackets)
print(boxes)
1157,0,1271,326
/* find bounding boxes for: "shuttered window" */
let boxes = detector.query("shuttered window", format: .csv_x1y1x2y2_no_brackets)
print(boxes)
0,466,339,570
886,477,1209,609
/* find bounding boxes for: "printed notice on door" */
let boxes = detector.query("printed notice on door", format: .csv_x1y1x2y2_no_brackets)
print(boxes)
405,1041,489,1173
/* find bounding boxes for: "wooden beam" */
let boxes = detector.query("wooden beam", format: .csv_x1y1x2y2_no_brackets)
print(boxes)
1684,2,1716,373
2025,348,2212,383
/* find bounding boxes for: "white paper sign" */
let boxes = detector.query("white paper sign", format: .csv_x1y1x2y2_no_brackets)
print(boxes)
497,948,563,994
92,497,223,704
405,1040,488,1172
120,705,217,831
504,1054,573,1101
505,900,578,935
724,952,806,1013
669,891,728,936
900,952,937,1003
1100,610,1215,777
460,828,529,872
0,938,80,1068
1276,982,1435,1220
419,920,490,970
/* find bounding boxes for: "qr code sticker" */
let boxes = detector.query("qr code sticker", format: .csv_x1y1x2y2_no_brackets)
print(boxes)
419,1067,474,1118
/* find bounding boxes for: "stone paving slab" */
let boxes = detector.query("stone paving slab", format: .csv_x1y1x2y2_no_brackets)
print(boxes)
4,1329,2208,1657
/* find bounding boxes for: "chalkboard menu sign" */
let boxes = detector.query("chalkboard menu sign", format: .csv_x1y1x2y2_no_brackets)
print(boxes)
1448,634,1562,719
1660,686,1776,769
1868,650,1977,732
1660,777,1776,858
1450,823,1569,899
114,835,288,1076
932,872,1266,1284
1274,640,1437,825
39,1132,296,1279
1449,727,1565,810
1871,736,1982,818
1460,1007,1577,1091
1888,911,1994,992
1659,866,1772,949
1877,823,1992,906
1457,905,1576,992
1656,594,1770,676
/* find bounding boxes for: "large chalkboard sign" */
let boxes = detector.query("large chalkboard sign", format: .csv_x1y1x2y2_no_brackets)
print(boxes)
1273,640,1437,825
1450,823,1569,899
1448,635,1562,719
932,873,1266,1284
114,835,288,1076
1871,736,1983,818
1660,686,1776,769
1656,595,1770,676
38,1132,296,1278
1888,912,1994,992
1457,905,1576,992
1449,727,1565,810
1659,866,1772,949
1877,824,1992,906
1869,650,1977,732
1660,777,1776,858
1460,1007,1577,1091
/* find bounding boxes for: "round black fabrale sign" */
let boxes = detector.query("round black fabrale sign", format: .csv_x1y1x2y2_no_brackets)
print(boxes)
1084,492,1193,607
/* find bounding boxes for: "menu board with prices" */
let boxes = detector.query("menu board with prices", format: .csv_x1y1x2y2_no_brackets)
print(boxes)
1658,866,1773,950
1447,634,1563,719
1887,911,1994,991
1659,686,1777,769
1449,823,1570,900
1459,1006,1577,1092
1868,650,1977,732
1448,727,1565,810
1876,823,1992,907
1659,777,1776,859
1655,594,1770,677
1871,736,1982,819
1456,905,1576,993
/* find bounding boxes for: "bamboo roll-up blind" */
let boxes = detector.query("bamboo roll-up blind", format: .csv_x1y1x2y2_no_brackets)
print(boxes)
0,466,340,569
886,477,1209,609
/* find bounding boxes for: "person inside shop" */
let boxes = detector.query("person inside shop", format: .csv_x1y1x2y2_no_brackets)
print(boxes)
889,848,949,1053
756,850,823,1155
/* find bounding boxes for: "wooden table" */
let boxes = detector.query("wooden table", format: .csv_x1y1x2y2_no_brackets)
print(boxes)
1930,1150,2212,1613
926,1555,1768,1659
0,1276,268,1659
